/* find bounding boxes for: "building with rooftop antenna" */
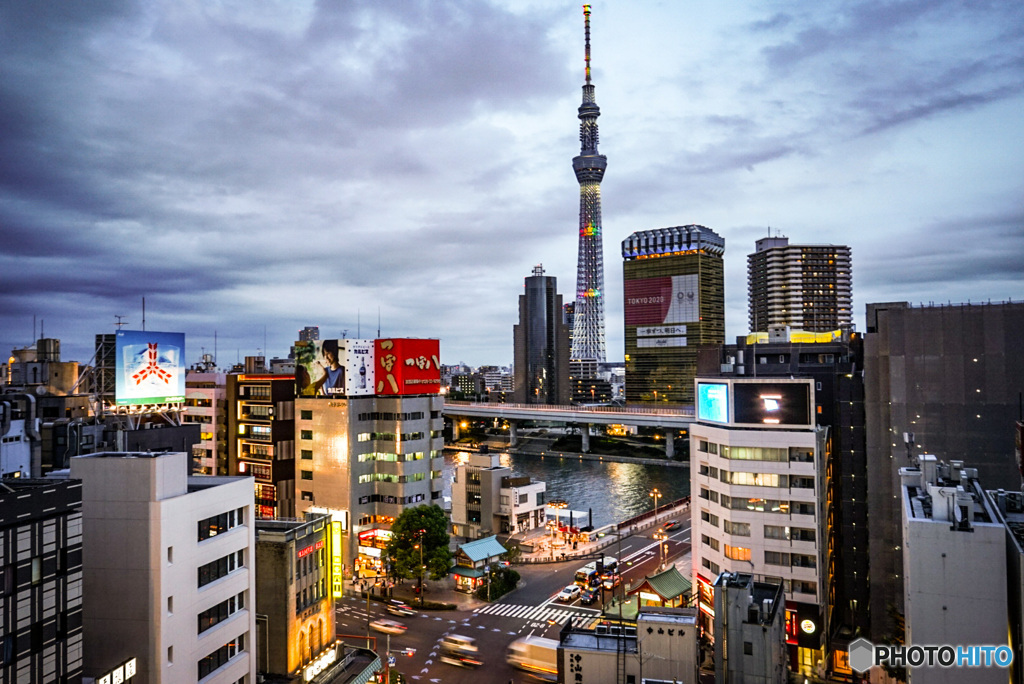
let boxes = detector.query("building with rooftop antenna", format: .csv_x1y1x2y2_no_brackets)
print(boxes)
570,5,608,373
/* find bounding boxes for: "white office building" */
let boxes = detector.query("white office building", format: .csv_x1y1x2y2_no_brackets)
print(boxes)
71,451,256,684
690,377,828,677
900,456,1008,684
450,452,547,540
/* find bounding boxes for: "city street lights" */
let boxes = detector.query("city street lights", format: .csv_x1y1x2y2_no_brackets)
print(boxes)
654,529,667,569
650,488,662,524
414,530,425,606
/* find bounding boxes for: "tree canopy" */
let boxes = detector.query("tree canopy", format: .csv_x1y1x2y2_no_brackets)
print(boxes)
384,504,451,581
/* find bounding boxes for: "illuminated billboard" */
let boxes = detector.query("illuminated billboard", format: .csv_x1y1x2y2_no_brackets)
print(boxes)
696,382,729,423
624,274,700,326
374,339,441,395
295,339,375,398
114,330,185,405
733,381,812,426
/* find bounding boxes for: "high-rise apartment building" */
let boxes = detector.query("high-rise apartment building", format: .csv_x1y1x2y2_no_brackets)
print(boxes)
747,236,852,333
513,265,571,404
0,477,84,684
690,377,828,678
293,338,444,580
622,225,725,405
227,373,296,519
864,300,1024,640
70,451,257,684
185,368,227,475
569,5,608,367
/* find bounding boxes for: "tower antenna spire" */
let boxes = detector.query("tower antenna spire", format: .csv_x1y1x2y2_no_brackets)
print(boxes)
570,4,607,368
584,4,592,85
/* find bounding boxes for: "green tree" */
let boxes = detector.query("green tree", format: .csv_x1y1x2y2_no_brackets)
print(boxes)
385,504,451,596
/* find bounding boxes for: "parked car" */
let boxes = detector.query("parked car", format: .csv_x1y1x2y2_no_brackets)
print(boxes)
662,520,681,531
370,619,407,635
557,584,582,602
602,574,621,590
386,600,416,617
580,588,599,605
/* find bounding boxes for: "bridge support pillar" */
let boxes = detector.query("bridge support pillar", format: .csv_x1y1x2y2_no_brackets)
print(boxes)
581,425,590,453
508,420,518,448
664,429,674,459
452,420,460,441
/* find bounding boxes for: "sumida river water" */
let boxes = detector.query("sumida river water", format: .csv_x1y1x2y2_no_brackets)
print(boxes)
444,451,690,529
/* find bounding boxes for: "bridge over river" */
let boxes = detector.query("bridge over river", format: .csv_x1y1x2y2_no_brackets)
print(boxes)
442,400,695,457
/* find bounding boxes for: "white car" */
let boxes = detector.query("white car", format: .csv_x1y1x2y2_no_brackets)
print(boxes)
557,584,582,602
370,619,407,635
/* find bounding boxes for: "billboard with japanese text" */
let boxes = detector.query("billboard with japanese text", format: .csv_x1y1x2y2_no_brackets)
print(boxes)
374,339,441,395
624,274,700,327
115,330,185,405
294,339,375,398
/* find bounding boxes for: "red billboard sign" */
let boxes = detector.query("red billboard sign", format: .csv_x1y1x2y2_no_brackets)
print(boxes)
624,275,700,326
374,339,441,395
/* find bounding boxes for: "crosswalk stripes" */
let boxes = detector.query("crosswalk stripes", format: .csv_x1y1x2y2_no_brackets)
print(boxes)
472,603,594,624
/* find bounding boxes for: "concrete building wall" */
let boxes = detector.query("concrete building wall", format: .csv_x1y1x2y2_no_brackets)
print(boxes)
901,466,1007,684
72,452,256,684
865,300,1024,640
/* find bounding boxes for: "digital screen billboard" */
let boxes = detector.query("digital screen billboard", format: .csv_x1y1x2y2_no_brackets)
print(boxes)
696,382,729,423
374,339,441,395
115,330,185,405
295,339,375,398
733,381,812,426
624,274,700,326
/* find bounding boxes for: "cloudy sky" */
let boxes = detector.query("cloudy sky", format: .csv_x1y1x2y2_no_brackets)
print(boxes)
2,0,1022,369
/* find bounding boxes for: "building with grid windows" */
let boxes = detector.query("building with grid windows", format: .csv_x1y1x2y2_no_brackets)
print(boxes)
0,477,83,684
689,377,828,679
747,236,852,334
227,374,296,519
622,225,725,405
70,451,256,684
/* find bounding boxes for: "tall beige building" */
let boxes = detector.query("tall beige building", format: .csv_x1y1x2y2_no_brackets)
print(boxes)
747,236,852,333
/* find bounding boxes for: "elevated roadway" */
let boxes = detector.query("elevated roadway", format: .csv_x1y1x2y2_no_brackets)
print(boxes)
442,400,694,456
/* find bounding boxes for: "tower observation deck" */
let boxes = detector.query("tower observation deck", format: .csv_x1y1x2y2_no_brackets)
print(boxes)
570,4,607,366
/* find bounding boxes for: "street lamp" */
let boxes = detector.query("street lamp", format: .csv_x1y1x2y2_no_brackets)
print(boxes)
654,529,667,569
650,488,662,525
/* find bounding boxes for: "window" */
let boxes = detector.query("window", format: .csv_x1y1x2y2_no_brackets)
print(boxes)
723,472,785,488
301,491,313,501
167,546,174,564
301,470,313,480
301,450,313,460
519,494,528,504
701,534,720,551
198,634,245,680
198,508,245,541
300,430,313,440
764,551,790,566
31,557,42,584
725,545,751,561
744,642,753,656
198,551,244,587
168,596,174,614
699,487,710,500
701,558,720,575
300,410,313,420
724,521,750,536
198,592,245,634
791,553,816,569
700,510,719,527
764,525,788,540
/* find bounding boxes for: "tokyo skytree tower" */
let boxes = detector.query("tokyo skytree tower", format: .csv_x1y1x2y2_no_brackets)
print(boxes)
570,4,607,364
